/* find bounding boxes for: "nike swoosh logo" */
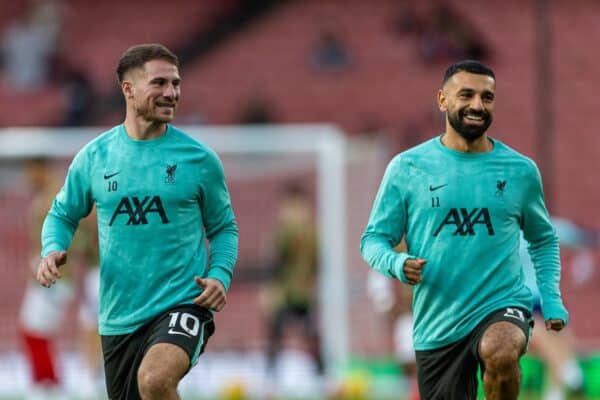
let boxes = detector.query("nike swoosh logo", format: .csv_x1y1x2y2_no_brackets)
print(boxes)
168,328,191,338
103,171,120,180
429,184,448,191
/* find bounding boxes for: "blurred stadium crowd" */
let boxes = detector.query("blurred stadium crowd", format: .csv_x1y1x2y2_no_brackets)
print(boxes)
0,0,599,399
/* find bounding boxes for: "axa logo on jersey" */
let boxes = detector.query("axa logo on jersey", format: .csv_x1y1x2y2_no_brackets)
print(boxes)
108,196,170,226
433,207,495,236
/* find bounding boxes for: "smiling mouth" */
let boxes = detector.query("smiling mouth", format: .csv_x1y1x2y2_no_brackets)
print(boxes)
462,112,488,124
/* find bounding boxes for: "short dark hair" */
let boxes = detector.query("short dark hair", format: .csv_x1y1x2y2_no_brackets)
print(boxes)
116,43,179,84
442,60,495,85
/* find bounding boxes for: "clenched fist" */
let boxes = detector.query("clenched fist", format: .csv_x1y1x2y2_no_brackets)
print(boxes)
36,251,67,288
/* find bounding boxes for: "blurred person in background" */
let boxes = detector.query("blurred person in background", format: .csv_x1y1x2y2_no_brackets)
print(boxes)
72,212,103,399
416,2,489,64
366,240,420,400
35,43,238,400
361,60,568,400
59,65,95,126
18,157,74,400
0,0,64,92
237,91,276,125
522,217,598,400
310,29,351,72
261,182,323,383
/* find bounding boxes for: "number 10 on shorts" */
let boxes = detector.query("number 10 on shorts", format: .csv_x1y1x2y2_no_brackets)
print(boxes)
169,311,200,337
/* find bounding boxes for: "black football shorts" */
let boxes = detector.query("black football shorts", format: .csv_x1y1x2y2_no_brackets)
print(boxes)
101,304,215,400
415,306,533,400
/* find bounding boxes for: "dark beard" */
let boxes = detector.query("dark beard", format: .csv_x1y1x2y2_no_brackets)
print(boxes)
447,108,492,141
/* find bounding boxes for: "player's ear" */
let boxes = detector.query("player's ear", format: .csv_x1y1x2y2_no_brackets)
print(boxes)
121,79,134,100
437,89,447,112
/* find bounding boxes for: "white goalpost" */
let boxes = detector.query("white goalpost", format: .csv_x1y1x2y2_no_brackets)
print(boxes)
0,124,350,378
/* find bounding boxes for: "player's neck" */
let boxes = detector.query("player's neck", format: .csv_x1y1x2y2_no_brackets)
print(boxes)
441,129,493,153
123,117,167,141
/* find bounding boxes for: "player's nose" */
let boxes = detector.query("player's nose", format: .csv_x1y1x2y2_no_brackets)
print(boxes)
163,83,177,100
470,95,484,110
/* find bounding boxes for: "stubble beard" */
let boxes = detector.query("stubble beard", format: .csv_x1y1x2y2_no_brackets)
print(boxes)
136,103,173,124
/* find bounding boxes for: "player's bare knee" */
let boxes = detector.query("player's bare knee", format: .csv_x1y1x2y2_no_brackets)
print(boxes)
479,322,525,373
137,367,174,398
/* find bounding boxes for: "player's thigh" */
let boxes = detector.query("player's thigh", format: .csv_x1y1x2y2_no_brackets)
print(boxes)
477,307,533,366
146,304,215,368
479,321,527,366
137,342,189,388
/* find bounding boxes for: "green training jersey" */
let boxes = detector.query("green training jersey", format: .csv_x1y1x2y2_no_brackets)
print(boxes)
42,124,238,335
361,136,567,350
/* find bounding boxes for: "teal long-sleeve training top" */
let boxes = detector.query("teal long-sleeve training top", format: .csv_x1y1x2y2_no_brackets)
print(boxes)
361,136,568,350
42,124,238,335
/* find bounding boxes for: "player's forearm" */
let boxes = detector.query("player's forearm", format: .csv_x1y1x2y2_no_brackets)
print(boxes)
41,211,78,256
207,224,238,290
529,227,560,293
361,233,413,283
530,232,568,322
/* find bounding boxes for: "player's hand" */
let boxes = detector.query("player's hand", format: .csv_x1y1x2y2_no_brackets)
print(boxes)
403,258,427,285
545,319,565,331
36,251,67,288
193,277,226,312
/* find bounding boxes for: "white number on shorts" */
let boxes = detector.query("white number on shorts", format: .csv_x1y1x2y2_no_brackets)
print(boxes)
168,312,200,337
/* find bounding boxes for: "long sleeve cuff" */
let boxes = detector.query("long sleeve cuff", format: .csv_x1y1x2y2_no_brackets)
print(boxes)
207,266,232,291
542,299,569,325
41,243,67,257
395,253,416,284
